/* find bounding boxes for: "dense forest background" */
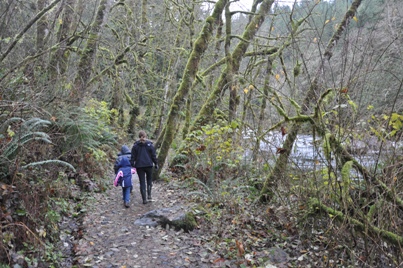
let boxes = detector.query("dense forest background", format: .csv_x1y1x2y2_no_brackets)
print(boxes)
1,0,402,266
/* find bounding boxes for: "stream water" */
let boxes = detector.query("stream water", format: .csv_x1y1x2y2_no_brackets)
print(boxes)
244,131,402,175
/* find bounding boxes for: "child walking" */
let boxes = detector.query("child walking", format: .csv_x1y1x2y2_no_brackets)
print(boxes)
114,157,136,208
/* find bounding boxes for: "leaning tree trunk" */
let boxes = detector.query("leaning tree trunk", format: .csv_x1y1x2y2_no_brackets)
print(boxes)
187,0,275,133
72,0,108,105
155,0,228,177
260,0,364,200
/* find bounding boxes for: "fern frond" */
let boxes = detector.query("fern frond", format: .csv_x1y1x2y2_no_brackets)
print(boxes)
191,178,213,197
22,118,51,131
0,117,24,134
186,190,209,199
21,160,76,172
58,109,115,152
2,132,51,159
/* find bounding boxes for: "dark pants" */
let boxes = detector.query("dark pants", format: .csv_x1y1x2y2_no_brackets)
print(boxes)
136,166,153,201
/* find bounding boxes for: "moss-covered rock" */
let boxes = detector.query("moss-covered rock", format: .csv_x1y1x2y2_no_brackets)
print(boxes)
171,212,197,232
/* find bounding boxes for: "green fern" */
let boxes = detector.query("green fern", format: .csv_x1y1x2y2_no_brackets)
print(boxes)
56,108,116,154
0,117,57,178
187,176,252,205
0,117,24,134
1,118,52,160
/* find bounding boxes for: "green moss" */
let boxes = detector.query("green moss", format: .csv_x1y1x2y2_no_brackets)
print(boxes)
172,212,197,232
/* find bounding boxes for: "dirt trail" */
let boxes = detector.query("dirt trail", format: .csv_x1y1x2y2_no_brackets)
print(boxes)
73,179,219,268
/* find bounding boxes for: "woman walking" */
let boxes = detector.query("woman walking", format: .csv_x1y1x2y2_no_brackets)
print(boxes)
130,131,158,204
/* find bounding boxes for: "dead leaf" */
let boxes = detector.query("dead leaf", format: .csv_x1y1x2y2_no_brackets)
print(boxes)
213,258,225,263
276,148,286,154
281,126,287,136
236,240,245,257
196,144,206,151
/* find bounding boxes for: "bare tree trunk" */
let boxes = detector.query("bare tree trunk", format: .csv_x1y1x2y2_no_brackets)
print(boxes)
155,0,228,177
73,0,109,105
260,0,363,200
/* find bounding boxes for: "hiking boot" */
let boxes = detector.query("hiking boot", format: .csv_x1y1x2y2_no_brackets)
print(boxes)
147,195,152,201
124,202,130,208
142,199,148,204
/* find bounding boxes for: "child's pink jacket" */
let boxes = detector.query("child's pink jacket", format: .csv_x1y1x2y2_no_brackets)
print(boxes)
114,168,136,187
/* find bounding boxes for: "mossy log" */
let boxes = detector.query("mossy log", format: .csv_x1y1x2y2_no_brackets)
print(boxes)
310,198,403,247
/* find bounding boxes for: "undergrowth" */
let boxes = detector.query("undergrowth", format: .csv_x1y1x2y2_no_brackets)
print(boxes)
0,100,117,266
169,121,403,267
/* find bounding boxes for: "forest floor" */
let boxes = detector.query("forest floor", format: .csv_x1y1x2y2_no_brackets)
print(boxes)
70,175,351,268
72,178,235,267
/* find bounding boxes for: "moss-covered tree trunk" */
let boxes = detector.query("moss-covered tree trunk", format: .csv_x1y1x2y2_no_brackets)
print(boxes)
260,0,363,200
36,0,47,54
155,0,228,177
187,0,275,133
253,58,272,161
224,4,236,122
141,0,147,27
310,198,403,247
48,0,77,80
73,0,108,105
